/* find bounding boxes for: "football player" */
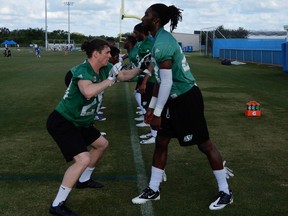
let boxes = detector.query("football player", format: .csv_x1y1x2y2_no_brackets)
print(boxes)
131,3,233,210
47,38,145,216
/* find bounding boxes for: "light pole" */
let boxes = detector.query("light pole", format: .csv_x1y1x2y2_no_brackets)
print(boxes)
45,0,48,50
64,2,73,45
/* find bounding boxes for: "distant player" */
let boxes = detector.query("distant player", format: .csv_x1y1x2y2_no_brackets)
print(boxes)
35,46,41,58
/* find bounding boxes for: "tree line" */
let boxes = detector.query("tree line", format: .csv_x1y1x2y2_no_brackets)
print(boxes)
0,27,120,47
0,26,248,47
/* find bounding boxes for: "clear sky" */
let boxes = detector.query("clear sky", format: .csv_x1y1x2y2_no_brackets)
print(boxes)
1,0,287,37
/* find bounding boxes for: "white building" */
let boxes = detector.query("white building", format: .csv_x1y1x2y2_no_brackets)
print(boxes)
171,32,200,51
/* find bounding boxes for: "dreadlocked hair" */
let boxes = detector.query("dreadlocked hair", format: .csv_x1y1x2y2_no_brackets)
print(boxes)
150,3,183,32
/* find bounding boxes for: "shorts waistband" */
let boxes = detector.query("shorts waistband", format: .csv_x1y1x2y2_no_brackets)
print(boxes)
169,84,197,100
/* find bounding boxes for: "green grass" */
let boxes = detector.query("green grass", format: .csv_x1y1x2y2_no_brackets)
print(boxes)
0,49,287,216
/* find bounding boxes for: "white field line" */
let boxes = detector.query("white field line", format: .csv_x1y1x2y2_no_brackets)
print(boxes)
125,83,154,216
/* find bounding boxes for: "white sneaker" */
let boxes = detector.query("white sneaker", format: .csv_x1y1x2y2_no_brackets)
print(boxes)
97,111,103,114
139,132,152,139
209,191,233,210
136,111,144,115
134,115,144,121
100,132,107,136
162,171,167,182
140,137,155,144
132,187,160,204
100,106,107,110
136,122,150,127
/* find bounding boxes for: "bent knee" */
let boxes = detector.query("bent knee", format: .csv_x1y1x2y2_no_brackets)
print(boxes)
101,139,109,150
74,152,91,167
92,137,109,150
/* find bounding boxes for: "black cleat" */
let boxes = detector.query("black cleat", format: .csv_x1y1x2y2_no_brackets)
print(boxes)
49,201,77,216
131,186,160,204
76,178,104,189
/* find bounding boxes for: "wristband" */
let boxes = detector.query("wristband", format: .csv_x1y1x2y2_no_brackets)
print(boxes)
148,96,157,109
107,78,115,87
143,69,152,76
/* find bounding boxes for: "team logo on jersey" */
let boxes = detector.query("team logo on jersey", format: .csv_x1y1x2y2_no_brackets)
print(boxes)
183,134,193,142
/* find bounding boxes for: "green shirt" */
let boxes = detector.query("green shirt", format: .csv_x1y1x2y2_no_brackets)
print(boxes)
128,45,140,68
127,43,140,82
151,27,195,98
55,60,112,127
138,36,157,83
138,37,153,59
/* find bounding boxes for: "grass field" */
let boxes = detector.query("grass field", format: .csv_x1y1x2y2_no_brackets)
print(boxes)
0,48,287,216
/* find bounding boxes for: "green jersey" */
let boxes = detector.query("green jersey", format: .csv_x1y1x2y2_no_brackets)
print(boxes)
128,45,140,68
55,60,112,127
138,37,153,59
151,27,195,98
138,36,157,83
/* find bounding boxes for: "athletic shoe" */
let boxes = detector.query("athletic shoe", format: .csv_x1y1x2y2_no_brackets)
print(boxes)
94,114,106,121
137,106,141,110
131,187,160,204
76,179,104,189
49,201,77,216
136,122,150,127
140,137,155,144
209,191,233,210
97,111,103,114
136,111,144,115
162,171,167,182
100,106,107,110
100,132,107,136
134,115,144,121
139,132,152,139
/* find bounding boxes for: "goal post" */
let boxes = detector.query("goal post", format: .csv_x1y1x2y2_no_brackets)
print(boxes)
200,26,226,57
119,0,141,42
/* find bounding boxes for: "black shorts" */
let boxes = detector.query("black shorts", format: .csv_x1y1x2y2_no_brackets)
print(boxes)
158,85,210,146
135,77,144,90
141,81,155,110
46,110,101,162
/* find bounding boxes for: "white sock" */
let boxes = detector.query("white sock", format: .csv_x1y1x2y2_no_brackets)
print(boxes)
134,92,145,114
52,185,71,207
151,129,157,138
140,106,146,115
149,166,164,192
213,169,230,194
79,167,95,183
